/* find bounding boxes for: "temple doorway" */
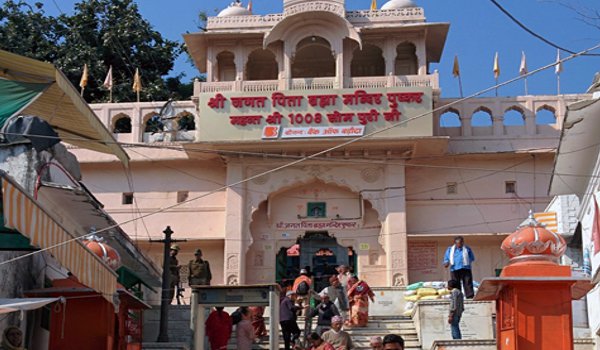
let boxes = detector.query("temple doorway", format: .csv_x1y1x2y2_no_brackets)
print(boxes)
276,231,356,292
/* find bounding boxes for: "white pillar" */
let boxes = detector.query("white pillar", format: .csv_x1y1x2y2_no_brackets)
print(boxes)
192,300,205,350
384,39,396,76
383,162,408,286
269,289,280,350
223,160,246,285
415,38,427,75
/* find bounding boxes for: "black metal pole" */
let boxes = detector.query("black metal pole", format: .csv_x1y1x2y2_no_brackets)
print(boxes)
156,226,173,342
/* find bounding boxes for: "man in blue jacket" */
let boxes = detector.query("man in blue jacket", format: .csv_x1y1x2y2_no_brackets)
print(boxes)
443,236,476,298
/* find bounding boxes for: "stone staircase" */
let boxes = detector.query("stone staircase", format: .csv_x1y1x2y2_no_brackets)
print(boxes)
227,315,421,349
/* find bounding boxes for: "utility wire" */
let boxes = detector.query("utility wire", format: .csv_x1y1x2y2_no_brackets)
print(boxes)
489,0,600,57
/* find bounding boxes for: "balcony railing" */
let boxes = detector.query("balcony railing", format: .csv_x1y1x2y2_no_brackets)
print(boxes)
197,73,439,93
205,8,425,31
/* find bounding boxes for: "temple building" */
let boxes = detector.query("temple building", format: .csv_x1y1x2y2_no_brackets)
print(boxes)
71,0,588,301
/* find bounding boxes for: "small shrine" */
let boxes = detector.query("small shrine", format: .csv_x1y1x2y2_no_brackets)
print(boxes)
475,212,593,350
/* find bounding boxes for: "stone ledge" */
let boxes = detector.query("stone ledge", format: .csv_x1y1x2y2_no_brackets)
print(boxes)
431,339,495,350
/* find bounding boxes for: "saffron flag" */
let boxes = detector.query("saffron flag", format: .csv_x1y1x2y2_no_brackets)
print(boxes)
132,68,142,93
519,51,527,76
371,0,377,11
555,49,563,75
247,0,252,12
103,65,113,90
493,52,500,79
593,196,600,255
452,55,460,78
79,64,88,89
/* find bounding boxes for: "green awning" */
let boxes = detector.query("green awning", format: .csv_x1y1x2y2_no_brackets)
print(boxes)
0,79,49,127
117,266,156,292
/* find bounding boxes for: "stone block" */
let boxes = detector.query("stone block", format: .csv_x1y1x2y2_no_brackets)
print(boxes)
413,300,495,350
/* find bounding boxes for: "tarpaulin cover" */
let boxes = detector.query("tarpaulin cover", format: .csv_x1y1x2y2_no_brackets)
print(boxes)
0,79,48,126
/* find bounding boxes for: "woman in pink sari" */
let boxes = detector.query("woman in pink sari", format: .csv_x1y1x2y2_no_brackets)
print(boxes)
346,275,375,327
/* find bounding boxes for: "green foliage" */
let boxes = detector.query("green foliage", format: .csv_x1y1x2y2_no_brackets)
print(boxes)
0,0,193,103
0,1,65,62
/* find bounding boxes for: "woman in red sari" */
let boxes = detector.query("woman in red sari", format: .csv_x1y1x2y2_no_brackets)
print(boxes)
205,307,233,350
346,275,375,327
248,306,267,338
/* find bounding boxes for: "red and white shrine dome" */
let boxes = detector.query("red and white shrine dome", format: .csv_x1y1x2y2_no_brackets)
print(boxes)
501,212,567,263
381,0,417,10
84,235,121,270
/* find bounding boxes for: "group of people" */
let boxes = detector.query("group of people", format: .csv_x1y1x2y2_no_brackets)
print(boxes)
168,245,212,303
279,264,380,350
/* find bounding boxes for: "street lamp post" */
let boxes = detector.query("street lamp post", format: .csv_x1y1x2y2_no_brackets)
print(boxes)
155,226,177,343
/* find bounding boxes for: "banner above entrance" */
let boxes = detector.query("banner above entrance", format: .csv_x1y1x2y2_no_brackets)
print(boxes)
198,87,433,142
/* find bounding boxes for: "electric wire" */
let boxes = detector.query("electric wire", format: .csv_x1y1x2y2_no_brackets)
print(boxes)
489,0,600,57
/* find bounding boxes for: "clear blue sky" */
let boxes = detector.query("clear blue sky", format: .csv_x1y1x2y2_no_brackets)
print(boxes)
37,0,600,98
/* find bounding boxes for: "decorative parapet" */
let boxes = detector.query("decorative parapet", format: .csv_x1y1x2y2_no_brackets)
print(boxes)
284,0,345,17
346,7,425,24
206,7,425,30
197,74,438,93
206,14,283,30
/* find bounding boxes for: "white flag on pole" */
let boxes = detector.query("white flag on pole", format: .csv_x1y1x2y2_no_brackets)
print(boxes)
555,49,563,75
519,51,527,76
103,65,113,90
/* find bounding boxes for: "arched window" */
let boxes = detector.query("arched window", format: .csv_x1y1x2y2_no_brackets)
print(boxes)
112,114,131,133
217,51,236,81
439,109,461,127
246,49,278,80
292,36,335,78
536,106,557,125
504,107,525,126
144,113,163,133
351,44,385,77
177,111,196,131
395,42,418,75
472,108,493,126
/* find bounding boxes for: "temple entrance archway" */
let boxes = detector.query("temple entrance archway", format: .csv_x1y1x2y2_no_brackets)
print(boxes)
275,231,356,291
246,180,383,287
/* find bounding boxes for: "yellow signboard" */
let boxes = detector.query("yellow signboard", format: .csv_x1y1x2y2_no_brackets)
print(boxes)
198,87,433,141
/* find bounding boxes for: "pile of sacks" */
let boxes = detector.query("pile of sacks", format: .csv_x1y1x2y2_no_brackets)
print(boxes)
402,281,480,316
402,281,450,316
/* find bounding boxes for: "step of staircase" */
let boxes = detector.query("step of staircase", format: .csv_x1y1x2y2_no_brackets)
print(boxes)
227,316,421,349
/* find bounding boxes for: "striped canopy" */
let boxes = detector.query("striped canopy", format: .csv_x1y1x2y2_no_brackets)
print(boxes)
1,175,117,303
0,50,128,165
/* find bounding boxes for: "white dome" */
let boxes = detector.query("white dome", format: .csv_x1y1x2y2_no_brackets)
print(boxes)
381,0,416,10
217,2,252,17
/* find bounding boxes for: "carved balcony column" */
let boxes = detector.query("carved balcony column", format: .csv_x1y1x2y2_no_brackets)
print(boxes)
383,38,396,76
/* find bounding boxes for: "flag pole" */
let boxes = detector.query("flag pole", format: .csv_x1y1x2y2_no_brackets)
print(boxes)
137,90,140,103
524,77,528,95
458,75,464,98
109,89,113,104
495,78,498,97
557,75,561,95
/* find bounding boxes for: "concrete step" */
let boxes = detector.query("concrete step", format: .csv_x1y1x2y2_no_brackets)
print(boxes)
142,343,189,350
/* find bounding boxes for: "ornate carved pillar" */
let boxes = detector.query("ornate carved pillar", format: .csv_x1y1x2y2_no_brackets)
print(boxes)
333,40,343,89
283,43,293,90
343,43,353,88
206,46,215,83
234,46,245,81
223,160,246,285
415,38,427,75
383,39,396,76
382,162,408,286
